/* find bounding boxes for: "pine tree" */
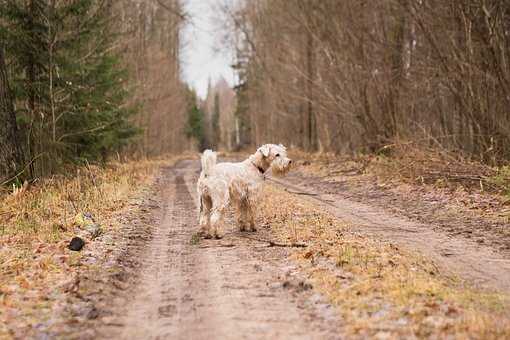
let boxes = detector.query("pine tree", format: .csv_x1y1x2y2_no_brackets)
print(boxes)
0,0,137,177
185,89,205,150
54,0,137,162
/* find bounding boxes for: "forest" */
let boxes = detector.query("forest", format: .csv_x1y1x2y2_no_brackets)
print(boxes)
0,0,189,184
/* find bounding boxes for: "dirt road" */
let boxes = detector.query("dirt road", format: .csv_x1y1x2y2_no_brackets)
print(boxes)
99,160,339,339
271,174,510,293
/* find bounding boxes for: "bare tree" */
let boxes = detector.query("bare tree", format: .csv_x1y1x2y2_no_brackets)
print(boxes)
115,0,190,156
222,0,510,163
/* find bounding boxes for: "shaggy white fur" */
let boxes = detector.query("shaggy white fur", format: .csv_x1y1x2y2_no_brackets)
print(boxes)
197,144,292,238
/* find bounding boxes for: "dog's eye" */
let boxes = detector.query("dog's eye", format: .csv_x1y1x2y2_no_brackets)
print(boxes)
275,153,280,157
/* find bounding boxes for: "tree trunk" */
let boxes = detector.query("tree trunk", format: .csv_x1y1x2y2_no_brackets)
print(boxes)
306,29,317,151
0,46,23,183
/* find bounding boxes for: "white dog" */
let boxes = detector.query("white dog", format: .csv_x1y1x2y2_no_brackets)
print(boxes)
197,144,292,238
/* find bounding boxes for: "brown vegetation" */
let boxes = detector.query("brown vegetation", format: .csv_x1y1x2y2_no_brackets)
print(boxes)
116,0,191,156
225,0,510,164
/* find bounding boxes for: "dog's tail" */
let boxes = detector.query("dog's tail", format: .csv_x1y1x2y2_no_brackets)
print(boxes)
201,149,217,177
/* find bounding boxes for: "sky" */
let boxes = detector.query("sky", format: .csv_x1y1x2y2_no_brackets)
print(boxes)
181,0,235,99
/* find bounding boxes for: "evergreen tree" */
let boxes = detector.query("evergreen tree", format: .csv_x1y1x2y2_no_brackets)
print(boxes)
0,0,137,176
185,89,205,150
55,1,138,162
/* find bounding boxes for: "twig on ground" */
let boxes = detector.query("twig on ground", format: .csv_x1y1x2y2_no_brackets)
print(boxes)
238,234,307,248
266,177,320,196
423,170,486,181
284,189,320,196
198,243,236,249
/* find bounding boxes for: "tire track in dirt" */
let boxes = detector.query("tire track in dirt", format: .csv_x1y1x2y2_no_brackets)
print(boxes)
270,175,510,293
101,160,340,340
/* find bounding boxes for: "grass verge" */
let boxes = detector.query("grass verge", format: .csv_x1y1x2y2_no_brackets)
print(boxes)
291,144,510,196
260,185,510,339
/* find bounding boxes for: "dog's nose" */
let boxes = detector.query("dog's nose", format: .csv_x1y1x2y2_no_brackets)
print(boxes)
289,160,293,164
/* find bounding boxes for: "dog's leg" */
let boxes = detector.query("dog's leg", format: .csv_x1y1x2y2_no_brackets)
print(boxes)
229,182,247,232
210,206,225,239
210,192,227,239
206,183,229,239
234,198,248,232
246,186,263,232
247,205,256,232
240,200,249,232
246,195,257,232
199,195,212,238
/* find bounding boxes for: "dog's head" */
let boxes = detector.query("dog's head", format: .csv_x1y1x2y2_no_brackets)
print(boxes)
255,144,292,176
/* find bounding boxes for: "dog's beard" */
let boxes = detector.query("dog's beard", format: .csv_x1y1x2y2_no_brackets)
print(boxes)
270,159,291,177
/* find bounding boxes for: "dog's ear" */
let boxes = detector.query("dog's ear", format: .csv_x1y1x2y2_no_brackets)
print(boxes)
258,144,270,157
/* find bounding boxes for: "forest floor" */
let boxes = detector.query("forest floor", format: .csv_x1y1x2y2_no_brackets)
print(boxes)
2,153,510,339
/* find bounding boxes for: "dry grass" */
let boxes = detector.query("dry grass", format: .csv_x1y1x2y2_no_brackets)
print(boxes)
260,185,510,339
290,144,509,194
0,155,186,338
